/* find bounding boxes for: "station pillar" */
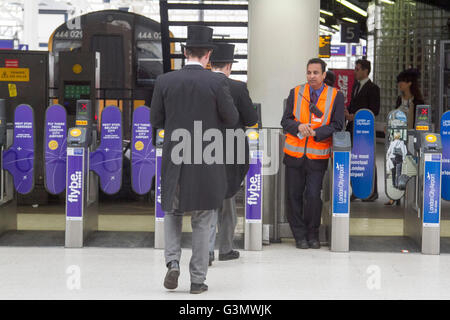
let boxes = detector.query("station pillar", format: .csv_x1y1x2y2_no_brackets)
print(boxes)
247,0,320,128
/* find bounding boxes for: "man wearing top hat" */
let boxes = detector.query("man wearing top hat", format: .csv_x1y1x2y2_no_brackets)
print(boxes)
207,43,258,266
150,26,239,294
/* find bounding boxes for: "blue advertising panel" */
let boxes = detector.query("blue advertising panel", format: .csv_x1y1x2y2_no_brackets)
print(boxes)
423,154,441,226
66,147,84,221
333,151,350,215
441,111,450,201
3,104,34,194
44,104,67,195
351,109,375,199
90,106,123,195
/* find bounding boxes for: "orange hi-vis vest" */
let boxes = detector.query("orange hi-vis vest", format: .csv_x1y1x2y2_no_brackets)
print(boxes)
284,83,338,160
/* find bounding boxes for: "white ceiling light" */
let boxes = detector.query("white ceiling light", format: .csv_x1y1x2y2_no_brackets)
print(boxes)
336,0,367,17
381,0,395,4
320,17,326,23
342,17,358,23
320,9,333,16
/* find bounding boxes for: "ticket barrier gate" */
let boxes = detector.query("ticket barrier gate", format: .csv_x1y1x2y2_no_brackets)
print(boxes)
153,127,264,251
64,100,124,248
403,131,443,255
0,100,35,235
65,100,99,248
322,131,351,252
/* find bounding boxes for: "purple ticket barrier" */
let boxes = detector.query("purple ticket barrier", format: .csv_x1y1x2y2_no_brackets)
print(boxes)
245,129,263,251
90,106,122,194
3,104,34,194
131,106,155,195
44,104,67,195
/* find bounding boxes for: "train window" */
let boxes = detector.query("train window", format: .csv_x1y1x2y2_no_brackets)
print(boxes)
52,40,82,52
136,41,163,86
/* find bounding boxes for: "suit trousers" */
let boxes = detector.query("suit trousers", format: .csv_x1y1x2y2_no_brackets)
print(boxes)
285,164,326,242
164,187,215,284
209,195,237,254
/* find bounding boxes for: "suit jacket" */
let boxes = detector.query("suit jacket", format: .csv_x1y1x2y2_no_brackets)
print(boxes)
150,64,239,212
346,79,380,133
219,75,258,198
281,84,345,171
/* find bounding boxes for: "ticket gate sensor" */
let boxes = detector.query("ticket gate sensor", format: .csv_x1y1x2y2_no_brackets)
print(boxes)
245,128,263,251
404,132,442,255
400,105,442,255
0,101,35,234
65,100,98,248
323,131,351,252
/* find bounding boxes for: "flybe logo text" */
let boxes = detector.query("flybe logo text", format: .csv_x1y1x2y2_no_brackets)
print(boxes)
68,171,82,203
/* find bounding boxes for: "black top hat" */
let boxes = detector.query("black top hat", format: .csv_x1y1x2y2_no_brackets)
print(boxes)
184,25,216,49
210,43,237,63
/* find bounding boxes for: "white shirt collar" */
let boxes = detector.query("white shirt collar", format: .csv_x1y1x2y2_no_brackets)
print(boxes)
185,61,203,67
359,77,370,87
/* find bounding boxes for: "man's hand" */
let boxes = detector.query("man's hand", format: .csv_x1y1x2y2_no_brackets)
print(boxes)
298,123,316,137
344,108,354,121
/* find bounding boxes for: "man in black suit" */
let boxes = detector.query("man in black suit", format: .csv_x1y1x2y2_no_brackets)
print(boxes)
207,43,258,266
345,59,380,202
150,26,239,294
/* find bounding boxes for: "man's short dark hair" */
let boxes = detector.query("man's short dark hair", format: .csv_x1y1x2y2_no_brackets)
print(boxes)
325,70,336,86
184,47,211,59
356,59,371,75
211,62,230,69
307,58,327,73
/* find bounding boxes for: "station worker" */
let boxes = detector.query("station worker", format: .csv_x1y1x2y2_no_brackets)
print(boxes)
150,25,239,294
345,59,380,202
207,42,258,266
281,58,345,249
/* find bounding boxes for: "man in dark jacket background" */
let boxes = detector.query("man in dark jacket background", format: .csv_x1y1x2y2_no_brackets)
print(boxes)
207,43,258,266
345,59,380,202
150,26,239,294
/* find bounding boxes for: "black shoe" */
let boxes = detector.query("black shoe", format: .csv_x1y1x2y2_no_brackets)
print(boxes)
362,193,379,202
350,194,358,202
208,251,215,266
218,250,240,261
164,260,180,290
190,283,208,294
308,240,321,249
296,240,309,249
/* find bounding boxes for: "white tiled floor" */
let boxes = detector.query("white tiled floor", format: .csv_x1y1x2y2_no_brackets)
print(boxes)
1,243,450,300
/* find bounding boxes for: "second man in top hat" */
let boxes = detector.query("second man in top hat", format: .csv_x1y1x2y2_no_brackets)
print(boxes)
208,43,259,266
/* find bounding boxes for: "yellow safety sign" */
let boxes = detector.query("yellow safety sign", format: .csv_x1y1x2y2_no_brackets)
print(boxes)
8,83,17,97
0,68,30,82
416,125,429,131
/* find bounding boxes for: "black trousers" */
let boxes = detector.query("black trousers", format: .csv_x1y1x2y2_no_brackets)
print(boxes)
285,164,326,242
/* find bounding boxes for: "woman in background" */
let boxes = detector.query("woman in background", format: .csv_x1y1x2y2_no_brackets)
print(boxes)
395,68,425,129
